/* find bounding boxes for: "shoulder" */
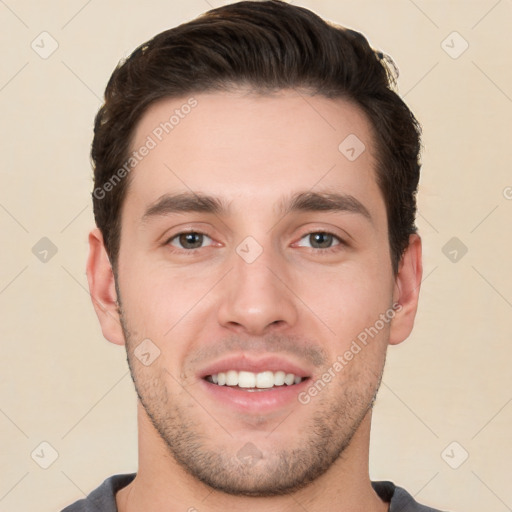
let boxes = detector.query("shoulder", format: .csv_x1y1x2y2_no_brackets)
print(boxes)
61,473,136,512
372,480,452,512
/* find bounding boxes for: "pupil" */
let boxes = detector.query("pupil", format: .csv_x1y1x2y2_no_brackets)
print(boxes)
311,233,331,248
180,233,202,249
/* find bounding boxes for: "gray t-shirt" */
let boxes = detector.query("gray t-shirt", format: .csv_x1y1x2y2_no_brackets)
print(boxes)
61,473,449,511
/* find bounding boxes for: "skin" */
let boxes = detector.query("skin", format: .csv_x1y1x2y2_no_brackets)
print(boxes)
86,89,422,512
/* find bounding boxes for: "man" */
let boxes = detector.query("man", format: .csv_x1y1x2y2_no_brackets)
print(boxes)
64,1,448,510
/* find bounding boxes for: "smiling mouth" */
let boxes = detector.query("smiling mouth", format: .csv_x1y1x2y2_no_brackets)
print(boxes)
204,370,308,391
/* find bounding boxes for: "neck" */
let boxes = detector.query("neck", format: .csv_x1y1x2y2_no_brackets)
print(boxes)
116,403,388,512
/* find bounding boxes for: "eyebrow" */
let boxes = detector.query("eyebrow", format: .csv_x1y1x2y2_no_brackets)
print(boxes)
278,191,372,222
142,192,229,221
141,190,372,223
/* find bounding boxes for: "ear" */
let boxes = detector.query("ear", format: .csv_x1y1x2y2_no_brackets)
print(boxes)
86,228,125,346
389,233,423,346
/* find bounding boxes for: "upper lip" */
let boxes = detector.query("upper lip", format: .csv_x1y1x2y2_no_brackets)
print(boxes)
198,354,312,380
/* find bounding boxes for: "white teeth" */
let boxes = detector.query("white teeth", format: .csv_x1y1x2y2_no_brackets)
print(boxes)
207,370,304,388
284,373,295,386
226,370,238,386
273,371,285,386
255,371,274,388
238,371,256,388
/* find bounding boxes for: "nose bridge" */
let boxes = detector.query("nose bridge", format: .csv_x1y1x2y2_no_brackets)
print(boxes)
216,233,298,334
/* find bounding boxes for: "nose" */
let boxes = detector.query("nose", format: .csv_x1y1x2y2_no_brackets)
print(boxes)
216,242,299,336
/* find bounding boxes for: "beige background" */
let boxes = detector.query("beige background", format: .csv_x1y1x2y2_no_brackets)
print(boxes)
1,1,511,511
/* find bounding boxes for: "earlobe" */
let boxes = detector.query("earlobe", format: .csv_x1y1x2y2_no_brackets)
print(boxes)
389,233,423,346
86,228,125,346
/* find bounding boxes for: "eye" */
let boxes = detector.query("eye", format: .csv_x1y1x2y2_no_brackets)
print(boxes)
295,232,343,251
167,231,214,251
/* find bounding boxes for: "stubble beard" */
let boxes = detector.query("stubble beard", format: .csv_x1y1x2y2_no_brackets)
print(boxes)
119,307,385,497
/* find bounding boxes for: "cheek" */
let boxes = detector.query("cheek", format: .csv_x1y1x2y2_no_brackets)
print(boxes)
295,262,393,345
117,261,214,351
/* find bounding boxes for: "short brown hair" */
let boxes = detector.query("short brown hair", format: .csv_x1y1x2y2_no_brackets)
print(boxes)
91,0,421,274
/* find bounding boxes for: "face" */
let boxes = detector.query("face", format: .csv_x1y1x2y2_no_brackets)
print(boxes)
102,90,412,496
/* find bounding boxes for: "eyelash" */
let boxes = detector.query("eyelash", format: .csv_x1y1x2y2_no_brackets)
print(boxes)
164,230,346,255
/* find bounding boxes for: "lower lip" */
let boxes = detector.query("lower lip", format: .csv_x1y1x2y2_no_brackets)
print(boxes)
199,378,310,414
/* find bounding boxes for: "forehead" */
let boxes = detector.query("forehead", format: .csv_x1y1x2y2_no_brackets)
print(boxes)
124,89,383,221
